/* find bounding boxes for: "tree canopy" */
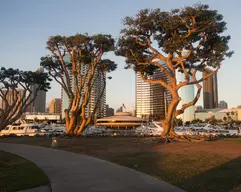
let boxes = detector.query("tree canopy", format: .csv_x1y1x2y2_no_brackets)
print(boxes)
116,4,233,74
116,4,233,136
0,67,51,129
41,33,117,135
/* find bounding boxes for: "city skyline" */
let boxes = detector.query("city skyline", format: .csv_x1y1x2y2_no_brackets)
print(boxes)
1,0,241,110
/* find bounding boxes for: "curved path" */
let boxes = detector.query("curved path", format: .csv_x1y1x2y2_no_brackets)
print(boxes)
0,143,185,192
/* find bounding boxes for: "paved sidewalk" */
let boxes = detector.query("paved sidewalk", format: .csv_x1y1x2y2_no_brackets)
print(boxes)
18,185,51,192
0,143,185,192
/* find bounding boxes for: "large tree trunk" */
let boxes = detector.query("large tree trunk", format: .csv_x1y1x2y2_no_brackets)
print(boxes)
76,116,92,135
161,90,180,137
65,110,72,134
80,77,106,133
68,112,77,134
73,110,81,135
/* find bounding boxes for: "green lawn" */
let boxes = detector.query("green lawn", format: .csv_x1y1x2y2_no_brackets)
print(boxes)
1,137,241,192
0,151,49,192
111,152,241,192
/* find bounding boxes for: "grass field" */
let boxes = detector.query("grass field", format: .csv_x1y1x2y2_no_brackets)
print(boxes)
1,136,241,192
0,150,49,192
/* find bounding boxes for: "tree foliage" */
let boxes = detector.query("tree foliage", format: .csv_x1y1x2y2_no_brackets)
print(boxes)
223,116,227,122
41,33,117,135
191,118,203,124
209,115,218,125
116,4,233,136
174,118,183,126
0,67,51,130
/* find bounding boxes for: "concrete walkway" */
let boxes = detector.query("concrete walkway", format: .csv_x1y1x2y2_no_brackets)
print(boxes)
0,143,185,192
18,185,51,192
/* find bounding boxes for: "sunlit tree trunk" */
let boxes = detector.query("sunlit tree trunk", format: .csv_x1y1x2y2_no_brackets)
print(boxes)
41,34,117,136
161,88,181,136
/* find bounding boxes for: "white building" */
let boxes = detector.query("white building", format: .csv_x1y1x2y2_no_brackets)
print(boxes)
24,113,60,121
176,71,195,122
195,108,241,121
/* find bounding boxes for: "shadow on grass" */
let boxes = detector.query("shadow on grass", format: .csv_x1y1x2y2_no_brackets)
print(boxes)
1,137,241,191
111,152,241,192
178,155,241,192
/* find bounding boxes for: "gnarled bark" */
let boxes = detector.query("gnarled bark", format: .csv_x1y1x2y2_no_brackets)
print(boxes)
41,34,117,135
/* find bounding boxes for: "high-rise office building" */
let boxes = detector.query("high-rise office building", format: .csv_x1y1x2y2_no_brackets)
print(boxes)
203,70,218,109
61,56,106,119
106,105,114,117
136,68,171,120
116,106,123,113
218,100,228,109
49,98,61,114
85,70,106,118
28,67,46,113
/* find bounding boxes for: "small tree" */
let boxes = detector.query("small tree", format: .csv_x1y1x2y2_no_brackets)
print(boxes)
34,117,39,123
209,115,217,125
0,67,51,130
191,118,203,124
41,34,117,135
223,116,227,122
174,118,183,126
226,112,233,122
205,118,210,123
116,4,233,136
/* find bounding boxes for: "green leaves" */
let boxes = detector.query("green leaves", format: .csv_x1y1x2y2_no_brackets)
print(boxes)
46,33,115,56
0,68,51,92
42,33,117,75
98,59,117,73
0,68,51,130
91,34,115,52
116,4,233,73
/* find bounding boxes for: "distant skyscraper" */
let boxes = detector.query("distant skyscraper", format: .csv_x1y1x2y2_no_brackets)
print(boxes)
116,106,123,113
136,67,171,120
176,71,195,122
195,105,203,111
49,98,61,114
61,55,106,119
28,67,46,113
218,100,228,109
106,105,114,117
203,70,218,109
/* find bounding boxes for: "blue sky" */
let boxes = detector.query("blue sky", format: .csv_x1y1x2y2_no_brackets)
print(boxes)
1,0,240,110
